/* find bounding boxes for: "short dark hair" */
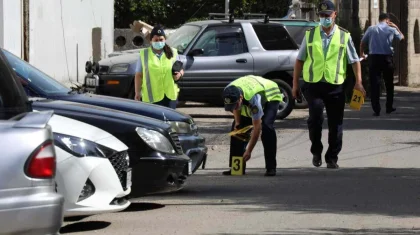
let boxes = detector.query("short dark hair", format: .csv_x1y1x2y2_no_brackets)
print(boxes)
379,13,390,21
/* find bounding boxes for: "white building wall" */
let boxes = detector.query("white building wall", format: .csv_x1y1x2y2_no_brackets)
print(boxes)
29,0,114,87
0,0,22,58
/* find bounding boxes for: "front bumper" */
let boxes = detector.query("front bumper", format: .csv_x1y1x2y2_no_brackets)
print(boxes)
129,151,191,198
84,73,132,98
178,133,208,173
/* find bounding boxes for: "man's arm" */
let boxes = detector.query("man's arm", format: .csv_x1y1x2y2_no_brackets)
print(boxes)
243,95,264,161
388,22,404,40
292,35,307,98
347,35,366,96
233,108,241,129
134,57,143,100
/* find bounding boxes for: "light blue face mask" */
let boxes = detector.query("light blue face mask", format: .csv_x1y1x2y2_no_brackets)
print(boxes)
152,41,165,50
320,17,334,28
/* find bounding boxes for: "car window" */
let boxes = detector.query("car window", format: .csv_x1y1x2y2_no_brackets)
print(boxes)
166,25,202,54
191,25,247,56
1,49,71,96
284,25,316,47
252,24,298,50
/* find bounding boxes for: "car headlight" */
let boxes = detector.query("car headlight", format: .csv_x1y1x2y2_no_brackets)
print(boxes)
53,133,116,158
135,127,176,154
110,64,129,73
169,121,197,134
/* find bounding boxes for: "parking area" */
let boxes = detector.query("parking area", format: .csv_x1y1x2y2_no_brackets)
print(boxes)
60,86,420,235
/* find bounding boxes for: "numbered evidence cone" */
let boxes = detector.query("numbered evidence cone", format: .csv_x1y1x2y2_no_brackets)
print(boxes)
349,89,365,111
228,125,253,175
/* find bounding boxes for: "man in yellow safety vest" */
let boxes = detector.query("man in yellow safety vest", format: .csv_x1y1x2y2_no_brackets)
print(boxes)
222,75,282,176
292,0,366,169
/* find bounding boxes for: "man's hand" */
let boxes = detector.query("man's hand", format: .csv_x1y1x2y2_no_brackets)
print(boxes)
243,150,251,162
388,21,398,28
354,82,366,97
134,92,141,101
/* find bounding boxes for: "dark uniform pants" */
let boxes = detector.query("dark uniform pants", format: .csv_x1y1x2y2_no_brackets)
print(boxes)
228,101,280,170
152,95,177,109
368,54,395,113
303,82,345,164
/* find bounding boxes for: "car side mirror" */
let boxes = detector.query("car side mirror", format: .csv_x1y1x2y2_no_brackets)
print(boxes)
188,48,204,56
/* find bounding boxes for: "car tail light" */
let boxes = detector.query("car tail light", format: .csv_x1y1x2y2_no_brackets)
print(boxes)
26,140,56,178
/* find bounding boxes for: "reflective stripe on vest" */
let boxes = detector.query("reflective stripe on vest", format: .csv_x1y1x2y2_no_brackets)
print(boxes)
140,47,178,103
303,26,349,85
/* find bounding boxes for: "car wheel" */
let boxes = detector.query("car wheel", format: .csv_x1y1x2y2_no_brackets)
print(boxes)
272,79,294,120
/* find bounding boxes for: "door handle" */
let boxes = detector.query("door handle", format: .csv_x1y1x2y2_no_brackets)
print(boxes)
236,59,247,63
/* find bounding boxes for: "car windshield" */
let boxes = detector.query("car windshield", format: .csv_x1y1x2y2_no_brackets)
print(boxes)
284,25,318,46
166,24,201,54
2,49,71,95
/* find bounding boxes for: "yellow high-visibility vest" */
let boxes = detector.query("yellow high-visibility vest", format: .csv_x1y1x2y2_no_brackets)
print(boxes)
229,75,283,117
139,47,178,103
303,25,350,85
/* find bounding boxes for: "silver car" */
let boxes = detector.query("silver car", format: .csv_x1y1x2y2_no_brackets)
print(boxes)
0,112,64,234
0,47,64,234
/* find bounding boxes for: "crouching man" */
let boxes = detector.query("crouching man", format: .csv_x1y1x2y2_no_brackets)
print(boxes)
222,75,282,176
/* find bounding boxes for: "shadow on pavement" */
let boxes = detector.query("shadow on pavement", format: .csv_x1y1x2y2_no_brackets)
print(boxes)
210,227,420,235
60,221,110,234
121,202,165,212
145,167,420,218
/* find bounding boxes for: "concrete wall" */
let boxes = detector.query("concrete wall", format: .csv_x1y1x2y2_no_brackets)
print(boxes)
0,0,22,58
29,0,114,87
407,0,420,86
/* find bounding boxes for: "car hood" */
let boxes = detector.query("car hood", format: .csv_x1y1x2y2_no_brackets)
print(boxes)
54,93,193,124
30,97,173,132
44,113,128,152
98,53,139,66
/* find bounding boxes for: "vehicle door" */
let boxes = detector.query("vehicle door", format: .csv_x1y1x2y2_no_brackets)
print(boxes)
181,24,254,102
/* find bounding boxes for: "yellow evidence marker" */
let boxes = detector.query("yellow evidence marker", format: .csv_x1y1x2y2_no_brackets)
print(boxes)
231,156,244,175
349,89,365,110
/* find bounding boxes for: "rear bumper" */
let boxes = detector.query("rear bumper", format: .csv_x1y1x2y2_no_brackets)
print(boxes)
0,189,64,235
129,152,191,197
84,73,132,98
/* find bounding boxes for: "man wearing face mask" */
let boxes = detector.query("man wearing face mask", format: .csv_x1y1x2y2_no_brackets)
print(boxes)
292,0,366,169
134,25,184,109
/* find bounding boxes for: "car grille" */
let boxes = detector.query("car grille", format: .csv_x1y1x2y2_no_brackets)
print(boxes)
170,132,183,154
108,151,129,190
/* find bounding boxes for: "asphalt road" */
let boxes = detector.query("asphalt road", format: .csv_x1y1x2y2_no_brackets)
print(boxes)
61,87,420,235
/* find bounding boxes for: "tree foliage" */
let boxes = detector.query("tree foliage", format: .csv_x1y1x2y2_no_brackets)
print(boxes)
114,0,292,29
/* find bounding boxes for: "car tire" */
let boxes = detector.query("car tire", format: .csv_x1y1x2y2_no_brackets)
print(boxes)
272,79,294,120
127,86,135,100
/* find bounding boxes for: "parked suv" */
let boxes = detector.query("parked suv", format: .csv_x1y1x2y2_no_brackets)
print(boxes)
84,15,311,119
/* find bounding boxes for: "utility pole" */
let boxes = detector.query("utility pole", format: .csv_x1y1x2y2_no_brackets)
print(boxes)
225,0,230,15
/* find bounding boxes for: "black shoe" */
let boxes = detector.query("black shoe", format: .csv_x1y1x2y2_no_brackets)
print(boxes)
373,112,380,116
327,162,339,169
222,170,231,176
264,169,276,176
386,108,396,114
312,154,322,167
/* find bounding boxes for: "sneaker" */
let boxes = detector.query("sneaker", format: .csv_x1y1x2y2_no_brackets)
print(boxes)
264,169,276,176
